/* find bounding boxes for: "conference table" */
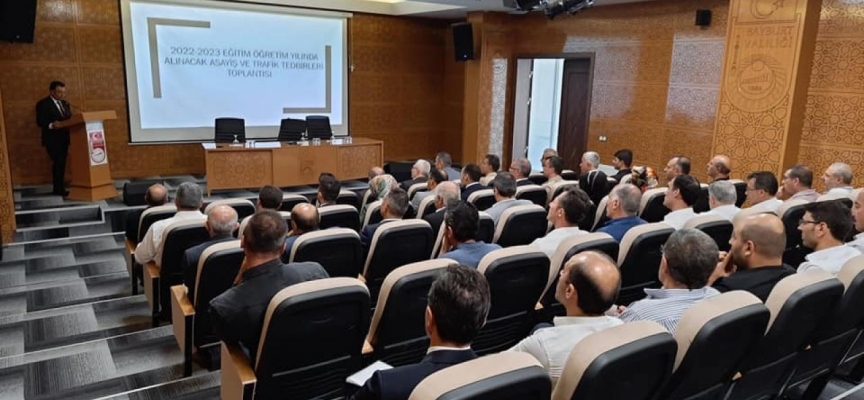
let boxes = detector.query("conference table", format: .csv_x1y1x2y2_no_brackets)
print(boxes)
203,137,383,195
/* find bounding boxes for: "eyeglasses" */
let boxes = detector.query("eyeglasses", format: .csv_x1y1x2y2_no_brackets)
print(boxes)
799,219,821,226
745,187,757,192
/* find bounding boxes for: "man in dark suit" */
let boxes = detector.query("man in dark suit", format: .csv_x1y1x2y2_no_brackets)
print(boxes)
209,211,329,363
124,184,169,243
35,81,73,196
424,181,460,236
282,203,320,262
182,205,239,301
400,159,430,192
350,264,491,400
361,187,408,250
509,158,533,187
317,172,342,207
460,164,483,202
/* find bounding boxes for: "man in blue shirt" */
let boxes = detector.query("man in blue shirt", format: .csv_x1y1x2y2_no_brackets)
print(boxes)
597,184,647,242
439,201,501,268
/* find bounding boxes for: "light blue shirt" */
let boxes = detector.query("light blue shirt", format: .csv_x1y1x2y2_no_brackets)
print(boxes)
485,198,533,226
441,241,502,269
619,286,720,332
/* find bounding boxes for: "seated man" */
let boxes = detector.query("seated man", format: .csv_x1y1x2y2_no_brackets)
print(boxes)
597,184,647,242
460,164,484,202
509,158,533,186
368,166,384,181
542,156,565,202
662,175,700,229
317,172,342,207
479,154,501,186
400,159,430,192
124,183,168,242
239,185,283,234
440,201,501,268
411,168,447,210
578,151,610,206
209,211,329,362
182,205,239,300
797,200,860,275
611,149,633,183
848,189,864,252
663,155,691,186
351,265,491,400
711,213,795,302
703,180,740,221
435,151,461,181
424,181,460,235
509,251,622,386
706,155,731,182
484,172,532,225
780,165,819,202
135,182,205,267
745,171,783,213
282,203,320,260
361,187,409,249
530,187,591,257
619,229,720,332
823,162,854,196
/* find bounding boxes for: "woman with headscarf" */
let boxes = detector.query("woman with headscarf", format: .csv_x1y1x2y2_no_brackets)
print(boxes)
361,174,399,223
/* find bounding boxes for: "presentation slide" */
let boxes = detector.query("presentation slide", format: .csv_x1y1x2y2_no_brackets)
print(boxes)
119,0,349,143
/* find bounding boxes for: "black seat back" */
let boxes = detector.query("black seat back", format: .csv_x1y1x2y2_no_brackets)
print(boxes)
493,205,548,247
137,205,176,243
363,220,434,300
684,214,733,252
542,233,619,314
639,188,671,223
319,205,360,231
214,117,245,143
279,194,309,212
516,185,548,207
306,115,333,140
278,118,306,142
289,228,363,278
617,223,674,305
477,212,495,244
193,240,243,347
693,184,710,213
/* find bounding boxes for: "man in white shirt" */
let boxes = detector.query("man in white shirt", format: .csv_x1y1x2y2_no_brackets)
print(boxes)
411,168,447,210
706,155,731,182
849,189,864,252
542,156,565,203
662,175,700,229
508,251,622,386
798,200,860,275
530,187,591,256
135,182,206,267
704,180,740,221
484,172,533,226
479,154,500,186
822,162,854,196
780,165,819,203
745,171,783,213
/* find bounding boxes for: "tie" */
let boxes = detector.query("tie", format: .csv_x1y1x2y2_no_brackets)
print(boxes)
57,100,67,118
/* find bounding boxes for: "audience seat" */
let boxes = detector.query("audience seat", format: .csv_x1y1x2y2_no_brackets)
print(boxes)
515,184,548,207
170,240,243,376
337,190,361,210
724,269,845,400
778,199,810,267
552,321,677,400
408,352,551,400
239,211,290,237
617,223,675,305
561,169,579,181
693,183,710,213
474,246,550,355
541,233,619,315
683,214,733,252
220,278,370,400
639,188,670,223
590,196,611,231
363,220,434,301
143,219,209,327
127,204,177,295
287,228,363,278
620,174,633,185
361,200,384,228
204,198,256,220
468,189,496,211
407,182,428,200
729,179,747,208
657,291,770,400
477,211,495,244
493,205,548,247
279,194,308,212
528,172,548,186
549,181,579,204
817,191,853,204
734,206,776,223
366,259,456,366
415,195,437,220
782,255,864,399
360,189,373,209
319,204,361,231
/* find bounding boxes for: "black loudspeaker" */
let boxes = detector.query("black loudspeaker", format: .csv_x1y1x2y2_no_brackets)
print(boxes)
0,0,38,43
452,23,474,61
695,9,712,27
123,180,163,206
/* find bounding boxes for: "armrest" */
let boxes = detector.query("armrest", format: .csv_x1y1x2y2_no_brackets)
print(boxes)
171,285,195,353
143,262,160,306
358,274,366,284
362,339,374,355
221,342,257,400
124,237,136,255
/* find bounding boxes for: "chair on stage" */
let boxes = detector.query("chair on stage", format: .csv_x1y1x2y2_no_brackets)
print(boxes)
277,118,306,142
215,118,245,143
306,116,333,140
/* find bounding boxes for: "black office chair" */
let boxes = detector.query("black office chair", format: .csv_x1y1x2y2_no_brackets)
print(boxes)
306,116,333,140
278,118,306,142
214,118,245,143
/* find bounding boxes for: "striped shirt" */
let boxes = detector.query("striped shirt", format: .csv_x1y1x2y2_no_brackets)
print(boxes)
619,287,720,332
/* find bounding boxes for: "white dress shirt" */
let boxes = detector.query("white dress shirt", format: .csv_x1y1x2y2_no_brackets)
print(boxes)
827,187,854,196
509,316,622,386
705,204,740,221
749,198,783,214
848,233,864,253
797,244,862,275
530,226,589,257
134,210,206,266
543,176,564,202
662,208,697,230
479,172,497,186
789,189,820,203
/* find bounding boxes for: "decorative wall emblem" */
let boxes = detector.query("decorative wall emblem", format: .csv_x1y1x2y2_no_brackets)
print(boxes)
726,54,788,112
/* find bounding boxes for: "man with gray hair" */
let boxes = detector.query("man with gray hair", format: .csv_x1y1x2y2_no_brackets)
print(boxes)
435,151,461,181
822,162,854,196
579,151,610,205
704,180,740,221
485,172,533,226
135,182,205,266
361,187,409,250
618,229,721,332
400,159,431,192
509,158,533,186
182,205,239,301
424,181,460,235
597,184,647,242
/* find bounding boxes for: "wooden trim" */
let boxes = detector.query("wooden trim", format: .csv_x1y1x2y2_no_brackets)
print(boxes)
221,342,257,400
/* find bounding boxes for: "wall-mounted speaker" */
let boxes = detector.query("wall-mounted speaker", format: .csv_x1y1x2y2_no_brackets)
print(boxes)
452,23,474,61
0,0,38,43
695,9,712,27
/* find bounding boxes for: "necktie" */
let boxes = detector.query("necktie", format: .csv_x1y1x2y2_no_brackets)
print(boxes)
57,100,67,118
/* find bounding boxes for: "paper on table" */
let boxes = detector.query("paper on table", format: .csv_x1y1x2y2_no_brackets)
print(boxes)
253,141,281,149
346,360,393,386
201,142,216,149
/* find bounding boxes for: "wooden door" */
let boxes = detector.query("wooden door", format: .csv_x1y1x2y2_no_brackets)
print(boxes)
556,58,592,174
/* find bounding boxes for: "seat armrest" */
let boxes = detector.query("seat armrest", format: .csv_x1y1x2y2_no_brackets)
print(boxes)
362,339,374,355
143,262,160,306
125,237,136,255
171,285,195,353
221,342,257,400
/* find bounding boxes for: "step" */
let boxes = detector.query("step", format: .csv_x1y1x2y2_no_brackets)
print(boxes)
94,371,221,400
15,203,103,230
0,271,131,317
13,223,115,246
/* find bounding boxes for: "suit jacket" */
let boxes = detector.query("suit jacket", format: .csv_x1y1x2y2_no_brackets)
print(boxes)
424,209,446,237
515,178,532,187
35,96,71,147
400,177,427,192
182,234,236,301
209,259,329,364
461,183,484,202
124,208,145,242
351,349,477,400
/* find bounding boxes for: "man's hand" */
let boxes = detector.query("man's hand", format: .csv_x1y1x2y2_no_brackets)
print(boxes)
708,251,736,286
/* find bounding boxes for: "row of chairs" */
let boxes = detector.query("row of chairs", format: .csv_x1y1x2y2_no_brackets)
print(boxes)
214,115,333,143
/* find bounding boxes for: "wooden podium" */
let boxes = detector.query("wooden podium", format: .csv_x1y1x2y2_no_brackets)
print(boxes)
54,111,118,201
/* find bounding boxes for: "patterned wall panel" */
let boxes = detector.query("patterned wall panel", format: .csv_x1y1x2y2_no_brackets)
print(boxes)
0,89,16,242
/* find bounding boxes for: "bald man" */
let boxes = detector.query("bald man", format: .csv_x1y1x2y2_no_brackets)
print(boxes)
509,251,622,386
707,155,731,182
711,213,795,301
283,203,320,260
368,166,384,181
124,183,169,242
182,205,239,300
